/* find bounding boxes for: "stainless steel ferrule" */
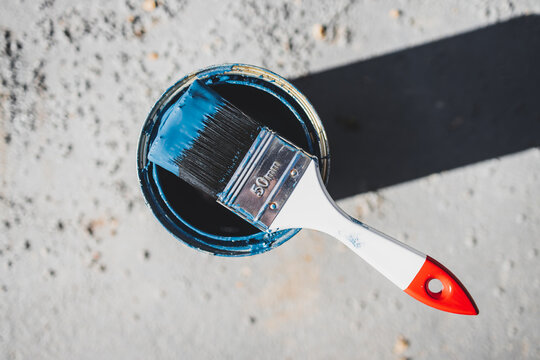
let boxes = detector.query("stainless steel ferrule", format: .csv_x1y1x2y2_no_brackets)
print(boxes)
217,128,314,231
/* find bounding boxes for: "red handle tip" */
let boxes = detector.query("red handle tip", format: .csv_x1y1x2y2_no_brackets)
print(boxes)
404,256,479,315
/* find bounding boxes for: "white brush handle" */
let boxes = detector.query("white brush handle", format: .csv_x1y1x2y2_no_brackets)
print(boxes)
270,161,425,289
269,161,478,315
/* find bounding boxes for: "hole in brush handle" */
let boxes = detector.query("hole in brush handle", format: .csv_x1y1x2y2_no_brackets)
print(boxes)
404,256,479,315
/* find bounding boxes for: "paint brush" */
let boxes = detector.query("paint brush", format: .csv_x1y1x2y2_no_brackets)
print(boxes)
148,80,479,315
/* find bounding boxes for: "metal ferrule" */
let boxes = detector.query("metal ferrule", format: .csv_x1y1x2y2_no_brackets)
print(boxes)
217,128,314,231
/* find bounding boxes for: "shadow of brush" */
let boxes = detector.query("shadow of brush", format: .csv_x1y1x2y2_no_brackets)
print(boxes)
292,15,540,199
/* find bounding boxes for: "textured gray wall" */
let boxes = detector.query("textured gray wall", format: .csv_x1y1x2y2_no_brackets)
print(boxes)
1,0,539,359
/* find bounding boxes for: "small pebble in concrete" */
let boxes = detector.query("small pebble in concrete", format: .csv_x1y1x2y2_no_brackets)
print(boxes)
312,24,327,40
515,213,527,224
389,9,403,19
393,335,410,354
449,116,465,130
465,234,478,248
142,0,156,12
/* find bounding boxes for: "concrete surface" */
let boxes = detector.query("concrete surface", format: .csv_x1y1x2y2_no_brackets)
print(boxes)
1,0,540,359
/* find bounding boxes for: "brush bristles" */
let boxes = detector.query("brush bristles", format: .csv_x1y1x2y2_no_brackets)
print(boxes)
174,100,261,196
148,80,262,197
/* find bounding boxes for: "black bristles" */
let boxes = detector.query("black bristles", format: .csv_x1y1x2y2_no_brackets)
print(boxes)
174,99,261,196
148,80,262,198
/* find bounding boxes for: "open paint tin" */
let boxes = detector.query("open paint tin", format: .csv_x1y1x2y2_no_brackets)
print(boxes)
137,64,330,256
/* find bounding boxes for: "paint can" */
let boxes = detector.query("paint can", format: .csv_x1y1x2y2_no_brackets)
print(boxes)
137,64,330,256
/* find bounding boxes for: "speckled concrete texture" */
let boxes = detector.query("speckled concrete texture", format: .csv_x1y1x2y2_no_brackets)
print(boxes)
1,0,540,359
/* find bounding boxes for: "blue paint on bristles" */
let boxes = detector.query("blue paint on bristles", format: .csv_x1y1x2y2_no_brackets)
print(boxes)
148,80,262,197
